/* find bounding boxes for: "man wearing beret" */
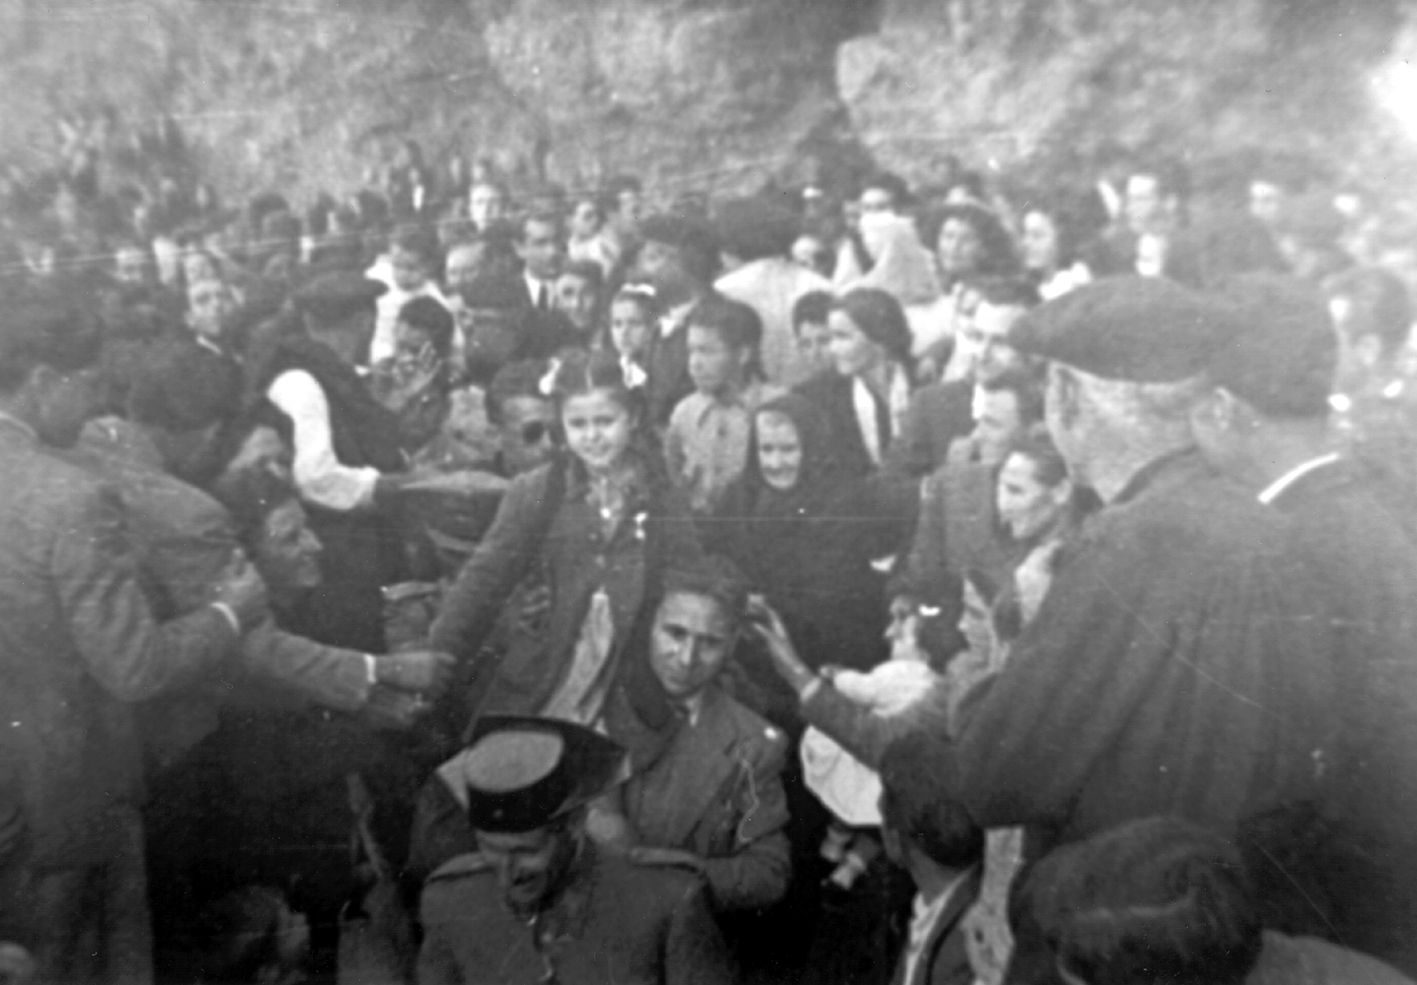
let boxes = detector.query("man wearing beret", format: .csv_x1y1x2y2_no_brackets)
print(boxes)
261,271,415,652
637,214,726,425
774,277,1341,977
1193,273,1417,974
417,716,736,985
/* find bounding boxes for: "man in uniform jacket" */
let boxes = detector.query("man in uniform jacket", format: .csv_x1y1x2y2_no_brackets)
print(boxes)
771,279,1341,981
1194,273,1417,975
417,716,736,985
410,558,790,914
0,291,265,984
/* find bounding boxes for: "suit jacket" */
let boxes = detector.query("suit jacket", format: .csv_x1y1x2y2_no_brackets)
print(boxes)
72,418,371,765
889,869,980,985
883,379,974,481
432,457,701,721
794,370,875,477
624,685,791,912
1267,460,1417,973
418,843,736,985
0,419,236,868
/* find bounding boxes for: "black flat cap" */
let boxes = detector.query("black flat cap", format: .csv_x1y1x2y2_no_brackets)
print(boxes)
454,716,628,833
1008,276,1236,382
292,271,385,322
1208,273,1336,418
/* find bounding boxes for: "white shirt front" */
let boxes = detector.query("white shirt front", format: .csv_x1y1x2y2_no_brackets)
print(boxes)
267,369,381,512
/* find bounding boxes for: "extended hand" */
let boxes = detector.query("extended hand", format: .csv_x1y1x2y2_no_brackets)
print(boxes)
375,650,455,697
211,552,268,633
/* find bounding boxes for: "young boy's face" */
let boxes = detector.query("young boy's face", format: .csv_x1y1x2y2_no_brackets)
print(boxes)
610,299,651,361
391,245,430,292
687,325,747,397
393,321,437,370
796,319,832,374
554,272,598,334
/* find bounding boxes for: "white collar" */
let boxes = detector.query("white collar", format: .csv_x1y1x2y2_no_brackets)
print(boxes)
1256,453,1341,505
659,299,696,338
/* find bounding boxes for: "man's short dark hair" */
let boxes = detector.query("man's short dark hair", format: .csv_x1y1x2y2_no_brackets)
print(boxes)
398,296,455,361
791,291,832,333
972,274,1041,310
127,340,242,432
879,729,983,869
484,359,550,426
1325,265,1413,359
560,259,604,293
980,366,1045,426
391,224,441,267
1018,816,1262,985
520,210,564,244
860,170,910,207
688,297,762,354
660,555,750,630
0,287,101,392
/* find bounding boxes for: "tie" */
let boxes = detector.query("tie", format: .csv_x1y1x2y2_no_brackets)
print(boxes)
537,282,549,311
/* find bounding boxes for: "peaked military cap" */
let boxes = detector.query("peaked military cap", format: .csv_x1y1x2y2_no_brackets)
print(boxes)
455,716,628,833
1008,276,1237,382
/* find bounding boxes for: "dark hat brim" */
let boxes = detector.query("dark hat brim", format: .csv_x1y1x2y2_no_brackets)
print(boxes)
461,716,629,833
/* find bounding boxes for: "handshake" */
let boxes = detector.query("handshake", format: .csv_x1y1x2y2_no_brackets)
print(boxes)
363,649,457,730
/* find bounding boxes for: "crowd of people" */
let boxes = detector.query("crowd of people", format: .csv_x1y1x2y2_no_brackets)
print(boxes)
2,106,1417,985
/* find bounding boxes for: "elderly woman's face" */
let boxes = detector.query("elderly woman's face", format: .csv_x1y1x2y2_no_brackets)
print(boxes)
755,410,803,492
937,217,984,276
1021,211,1060,273
827,309,885,378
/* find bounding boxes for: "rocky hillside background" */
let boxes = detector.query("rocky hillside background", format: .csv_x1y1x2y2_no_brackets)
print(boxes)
0,0,1413,206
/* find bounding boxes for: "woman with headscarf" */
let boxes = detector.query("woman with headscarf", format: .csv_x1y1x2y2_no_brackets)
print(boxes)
794,288,919,478
718,392,910,678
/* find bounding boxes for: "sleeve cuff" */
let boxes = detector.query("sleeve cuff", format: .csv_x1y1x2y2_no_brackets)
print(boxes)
364,654,379,687
799,675,823,704
209,601,241,636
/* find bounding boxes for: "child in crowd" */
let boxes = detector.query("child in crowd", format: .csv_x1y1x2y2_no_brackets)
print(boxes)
368,224,448,365
554,259,604,342
792,289,834,379
606,283,657,389
665,297,784,515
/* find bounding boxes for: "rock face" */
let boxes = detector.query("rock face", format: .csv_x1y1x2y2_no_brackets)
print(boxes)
837,0,1406,192
0,0,873,202
0,0,1410,205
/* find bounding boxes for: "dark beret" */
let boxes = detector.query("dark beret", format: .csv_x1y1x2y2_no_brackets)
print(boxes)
1008,276,1236,382
292,272,385,322
1209,273,1336,418
460,271,529,312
